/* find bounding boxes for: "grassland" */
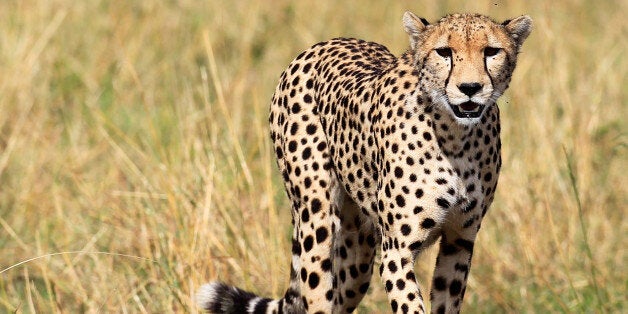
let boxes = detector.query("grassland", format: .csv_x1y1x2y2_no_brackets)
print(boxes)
0,0,625,313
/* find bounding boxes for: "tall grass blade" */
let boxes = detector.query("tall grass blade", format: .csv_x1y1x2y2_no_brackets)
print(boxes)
563,147,606,312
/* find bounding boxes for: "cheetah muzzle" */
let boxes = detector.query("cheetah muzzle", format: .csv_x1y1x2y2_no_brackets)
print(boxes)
198,11,532,314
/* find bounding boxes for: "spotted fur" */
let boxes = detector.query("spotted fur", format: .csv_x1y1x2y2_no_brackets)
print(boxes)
198,12,532,313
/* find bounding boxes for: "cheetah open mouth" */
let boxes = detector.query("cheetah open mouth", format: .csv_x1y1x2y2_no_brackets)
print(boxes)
450,101,485,119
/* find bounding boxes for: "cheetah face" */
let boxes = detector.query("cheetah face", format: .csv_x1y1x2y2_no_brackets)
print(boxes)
404,12,532,124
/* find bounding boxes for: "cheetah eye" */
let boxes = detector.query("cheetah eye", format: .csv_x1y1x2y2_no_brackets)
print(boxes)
435,47,452,58
484,47,501,57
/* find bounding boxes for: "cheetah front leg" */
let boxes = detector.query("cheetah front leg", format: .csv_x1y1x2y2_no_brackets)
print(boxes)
379,238,427,313
376,185,450,314
429,230,477,314
429,196,485,314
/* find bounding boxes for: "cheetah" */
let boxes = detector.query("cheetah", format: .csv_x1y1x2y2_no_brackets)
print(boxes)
197,12,532,314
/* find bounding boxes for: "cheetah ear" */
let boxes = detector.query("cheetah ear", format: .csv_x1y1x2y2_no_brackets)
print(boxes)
503,15,532,47
403,11,429,50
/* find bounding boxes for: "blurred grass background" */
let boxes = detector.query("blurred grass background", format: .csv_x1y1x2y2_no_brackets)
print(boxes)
0,0,625,312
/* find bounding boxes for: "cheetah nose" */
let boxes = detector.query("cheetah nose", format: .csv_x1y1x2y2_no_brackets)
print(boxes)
458,83,483,97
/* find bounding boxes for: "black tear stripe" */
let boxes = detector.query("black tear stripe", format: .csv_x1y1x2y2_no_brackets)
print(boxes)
444,53,453,91
483,48,495,89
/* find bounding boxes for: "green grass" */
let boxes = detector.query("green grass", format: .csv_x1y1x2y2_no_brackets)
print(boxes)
0,0,626,312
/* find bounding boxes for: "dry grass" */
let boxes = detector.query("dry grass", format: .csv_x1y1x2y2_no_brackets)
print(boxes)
0,0,625,313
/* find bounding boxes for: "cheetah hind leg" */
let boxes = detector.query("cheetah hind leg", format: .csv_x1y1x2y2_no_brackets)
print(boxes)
334,197,378,313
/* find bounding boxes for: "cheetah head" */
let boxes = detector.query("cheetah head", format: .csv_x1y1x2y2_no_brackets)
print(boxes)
403,12,532,125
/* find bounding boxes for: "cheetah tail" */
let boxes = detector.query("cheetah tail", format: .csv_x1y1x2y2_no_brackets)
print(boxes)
196,282,280,314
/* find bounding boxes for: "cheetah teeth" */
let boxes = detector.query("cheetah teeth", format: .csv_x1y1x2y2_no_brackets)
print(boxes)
450,101,485,118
